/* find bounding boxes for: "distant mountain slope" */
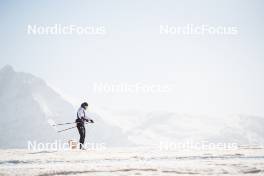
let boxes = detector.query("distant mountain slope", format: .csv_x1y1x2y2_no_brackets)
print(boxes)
126,112,264,146
0,65,131,148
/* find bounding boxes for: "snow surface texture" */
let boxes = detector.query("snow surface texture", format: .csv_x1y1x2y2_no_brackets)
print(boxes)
0,147,263,176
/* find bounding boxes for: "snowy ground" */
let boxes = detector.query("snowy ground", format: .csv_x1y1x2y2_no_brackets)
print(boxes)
0,147,264,176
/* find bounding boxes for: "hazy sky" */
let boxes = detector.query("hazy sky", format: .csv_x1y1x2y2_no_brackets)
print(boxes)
0,0,263,116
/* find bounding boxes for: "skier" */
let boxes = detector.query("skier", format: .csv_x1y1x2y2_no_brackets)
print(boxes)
76,102,94,149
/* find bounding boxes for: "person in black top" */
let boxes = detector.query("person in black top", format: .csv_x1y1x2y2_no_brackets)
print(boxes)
76,102,94,149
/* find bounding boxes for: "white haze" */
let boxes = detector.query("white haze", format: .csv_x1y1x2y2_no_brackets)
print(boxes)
0,65,264,148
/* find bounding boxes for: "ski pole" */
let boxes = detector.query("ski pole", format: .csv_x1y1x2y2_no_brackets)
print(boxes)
56,122,93,133
52,122,76,126
53,121,94,126
57,125,77,133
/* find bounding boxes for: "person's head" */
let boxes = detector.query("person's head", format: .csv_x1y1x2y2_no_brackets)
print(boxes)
81,102,88,110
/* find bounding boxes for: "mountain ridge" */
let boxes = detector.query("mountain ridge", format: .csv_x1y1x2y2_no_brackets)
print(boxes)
0,65,132,148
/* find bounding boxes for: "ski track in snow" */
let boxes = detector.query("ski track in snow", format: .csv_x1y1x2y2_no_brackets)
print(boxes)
0,147,264,176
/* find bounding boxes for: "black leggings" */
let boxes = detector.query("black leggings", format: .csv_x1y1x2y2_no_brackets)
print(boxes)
77,125,86,148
